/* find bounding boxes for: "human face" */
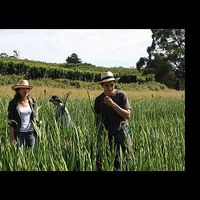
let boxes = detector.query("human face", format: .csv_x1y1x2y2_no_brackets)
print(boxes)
18,88,31,97
51,100,59,106
102,81,116,95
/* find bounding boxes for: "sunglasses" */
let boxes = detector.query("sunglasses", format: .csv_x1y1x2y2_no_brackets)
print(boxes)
104,83,115,87
21,88,31,90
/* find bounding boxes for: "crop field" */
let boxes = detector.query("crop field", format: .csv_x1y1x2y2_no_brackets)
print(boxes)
0,90,185,171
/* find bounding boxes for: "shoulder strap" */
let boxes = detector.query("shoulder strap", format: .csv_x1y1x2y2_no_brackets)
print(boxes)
28,97,35,111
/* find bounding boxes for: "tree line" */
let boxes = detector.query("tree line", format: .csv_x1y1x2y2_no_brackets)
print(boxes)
0,58,155,84
0,29,185,89
136,29,185,90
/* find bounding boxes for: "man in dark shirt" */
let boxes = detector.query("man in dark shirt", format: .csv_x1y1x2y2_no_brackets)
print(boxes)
94,71,132,171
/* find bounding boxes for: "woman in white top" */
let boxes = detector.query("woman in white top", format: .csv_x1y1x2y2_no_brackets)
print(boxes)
8,80,36,149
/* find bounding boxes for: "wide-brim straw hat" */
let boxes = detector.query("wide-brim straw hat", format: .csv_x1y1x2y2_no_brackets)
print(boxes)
99,71,120,83
11,80,33,90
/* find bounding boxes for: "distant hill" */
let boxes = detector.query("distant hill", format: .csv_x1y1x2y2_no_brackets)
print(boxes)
0,57,156,82
0,57,170,90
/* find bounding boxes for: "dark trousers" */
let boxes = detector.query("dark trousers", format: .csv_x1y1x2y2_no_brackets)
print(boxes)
19,131,35,149
96,128,130,171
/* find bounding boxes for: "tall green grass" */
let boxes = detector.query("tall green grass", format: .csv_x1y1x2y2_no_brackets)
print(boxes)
0,97,185,171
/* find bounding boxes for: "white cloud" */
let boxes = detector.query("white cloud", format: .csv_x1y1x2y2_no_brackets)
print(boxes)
0,29,152,67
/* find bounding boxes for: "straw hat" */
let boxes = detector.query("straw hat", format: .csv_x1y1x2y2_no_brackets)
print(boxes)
100,71,120,83
11,80,33,90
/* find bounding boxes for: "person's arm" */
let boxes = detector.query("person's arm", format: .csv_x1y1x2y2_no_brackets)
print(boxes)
7,101,17,145
103,96,131,119
8,126,16,144
95,113,102,129
63,106,72,126
94,101,105,133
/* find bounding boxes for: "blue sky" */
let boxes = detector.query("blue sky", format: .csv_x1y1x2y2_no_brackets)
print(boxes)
0,29,152,68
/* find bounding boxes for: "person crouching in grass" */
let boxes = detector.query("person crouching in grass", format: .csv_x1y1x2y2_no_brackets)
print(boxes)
49,95,72,128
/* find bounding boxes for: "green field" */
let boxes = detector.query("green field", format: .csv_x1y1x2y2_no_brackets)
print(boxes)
0,97,185,171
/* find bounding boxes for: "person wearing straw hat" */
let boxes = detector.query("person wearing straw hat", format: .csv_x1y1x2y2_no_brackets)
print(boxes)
94,71,132,171
7,80,37,149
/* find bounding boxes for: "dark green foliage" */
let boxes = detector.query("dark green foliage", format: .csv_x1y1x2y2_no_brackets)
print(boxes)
0,53,9,58
0,57,172,89
137,29,185,90
136,57,148,70
66,53,82,64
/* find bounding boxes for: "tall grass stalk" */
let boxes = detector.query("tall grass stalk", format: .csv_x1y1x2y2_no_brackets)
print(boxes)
0,98,185,171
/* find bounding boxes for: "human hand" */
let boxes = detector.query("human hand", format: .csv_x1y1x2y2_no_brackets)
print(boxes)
103,96,115,107
36,120,43,128
11,138,17,146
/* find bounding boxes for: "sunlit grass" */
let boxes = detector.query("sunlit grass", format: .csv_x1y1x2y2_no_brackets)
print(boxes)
0,86,184,100
0,96,185,171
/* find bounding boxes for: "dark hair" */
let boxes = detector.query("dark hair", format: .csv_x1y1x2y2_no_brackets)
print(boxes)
49,95,62,103
13,89,30,102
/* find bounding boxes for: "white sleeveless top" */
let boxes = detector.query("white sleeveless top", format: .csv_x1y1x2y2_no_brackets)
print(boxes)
17,103,34,132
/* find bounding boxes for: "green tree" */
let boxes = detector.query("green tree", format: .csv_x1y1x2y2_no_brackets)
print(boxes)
137,29,185,90
136,57,148,70
66,53,82,64
150,29,185,72
0,52,9,58
13,50,20,59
